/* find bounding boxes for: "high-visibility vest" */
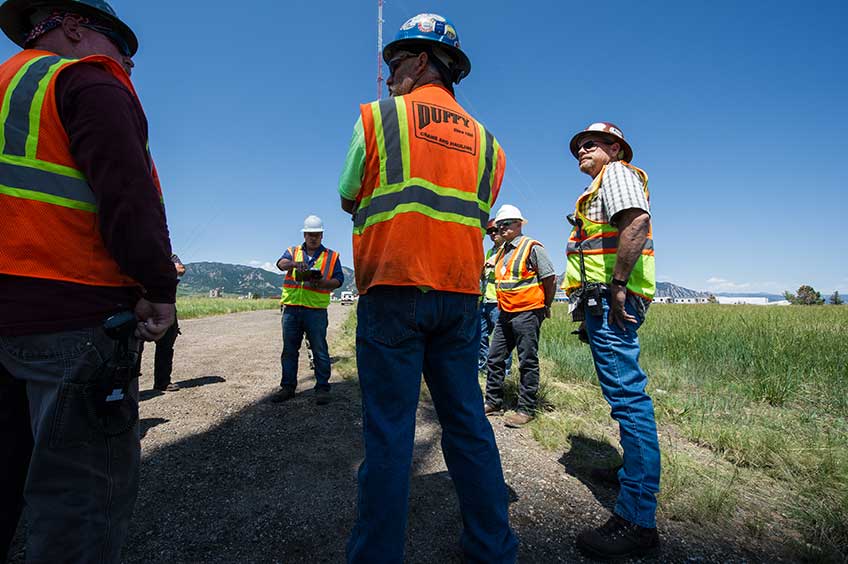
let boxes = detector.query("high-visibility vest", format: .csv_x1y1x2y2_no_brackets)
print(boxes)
563,162,655,300
0,50,163,287
495,236,546,313
280,246,339,309
353,84,505,295
481,245,498,303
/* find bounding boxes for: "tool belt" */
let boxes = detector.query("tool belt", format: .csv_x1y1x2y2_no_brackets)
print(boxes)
569,282,609,322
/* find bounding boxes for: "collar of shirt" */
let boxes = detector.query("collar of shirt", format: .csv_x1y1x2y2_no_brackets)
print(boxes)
503,235,527,252
300,243,326,266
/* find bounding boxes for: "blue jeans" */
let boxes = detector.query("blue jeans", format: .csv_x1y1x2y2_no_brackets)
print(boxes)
280,306,330,391
479,302,512,374
0,326,140,562
584,295,661,528
347,287,518,564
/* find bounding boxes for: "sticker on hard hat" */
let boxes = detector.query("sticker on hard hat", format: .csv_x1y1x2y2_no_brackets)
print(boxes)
444,25,457,40
412,102,477,155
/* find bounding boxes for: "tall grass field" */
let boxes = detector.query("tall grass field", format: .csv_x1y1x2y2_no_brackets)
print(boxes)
535,304,847,561
176,297,279,319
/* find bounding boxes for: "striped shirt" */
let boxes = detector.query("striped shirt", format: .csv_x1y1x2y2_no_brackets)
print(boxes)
581,161,650,225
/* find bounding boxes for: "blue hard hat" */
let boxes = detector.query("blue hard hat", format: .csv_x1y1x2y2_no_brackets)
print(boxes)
0,0,138,55
383,13,471,84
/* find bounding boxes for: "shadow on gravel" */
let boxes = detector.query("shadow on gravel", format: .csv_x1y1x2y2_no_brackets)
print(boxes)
558,434,622,513
139,375,226,402
124,380,473,563
140,417,168,440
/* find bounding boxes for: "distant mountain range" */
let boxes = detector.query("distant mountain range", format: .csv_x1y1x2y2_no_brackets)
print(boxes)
181,263,784,302
179,262,356,298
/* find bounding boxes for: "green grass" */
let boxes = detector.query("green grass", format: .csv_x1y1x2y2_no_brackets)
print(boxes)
536,304,848,561
176,296,280,319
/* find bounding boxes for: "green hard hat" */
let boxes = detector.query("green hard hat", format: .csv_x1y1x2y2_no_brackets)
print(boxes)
0,0,138,55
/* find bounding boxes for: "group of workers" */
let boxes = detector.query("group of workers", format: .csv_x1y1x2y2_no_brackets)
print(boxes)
0,2,660,563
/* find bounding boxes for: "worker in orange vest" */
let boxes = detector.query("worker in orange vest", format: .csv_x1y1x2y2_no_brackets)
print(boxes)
484,205,557,428
0,1,176,560
339,13,517,563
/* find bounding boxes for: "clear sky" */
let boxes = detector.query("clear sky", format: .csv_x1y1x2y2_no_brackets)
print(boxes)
4,0,845,296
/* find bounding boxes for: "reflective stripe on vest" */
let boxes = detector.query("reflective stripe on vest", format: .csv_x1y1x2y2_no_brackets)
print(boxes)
0,55,97,211
495,237,546,312
353,85,504,295
352,96,496,235
563,162,655,300
280,246,338,309
0,51,163,287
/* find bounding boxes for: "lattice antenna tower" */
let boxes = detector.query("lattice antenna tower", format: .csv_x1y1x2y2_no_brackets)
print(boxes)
377,0,384,99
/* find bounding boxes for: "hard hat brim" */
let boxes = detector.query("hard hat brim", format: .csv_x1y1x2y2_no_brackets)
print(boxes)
383,38,471,83
0,0,138,55
569,130,633,163
301,229,324,233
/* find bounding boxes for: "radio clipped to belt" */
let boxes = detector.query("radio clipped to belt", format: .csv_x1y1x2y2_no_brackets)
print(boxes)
86,310,141,436
566,213,605,324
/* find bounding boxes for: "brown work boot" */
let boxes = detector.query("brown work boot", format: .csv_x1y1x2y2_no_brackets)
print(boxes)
576,513,660,560
270,386,295,403
504,411,534,428
484,403,501,416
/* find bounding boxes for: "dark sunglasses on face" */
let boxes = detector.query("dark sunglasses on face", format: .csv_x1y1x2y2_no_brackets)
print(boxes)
577,139,614,153
387,53,417,77
81,22,131,57
496,220,517,230
486,228,498,235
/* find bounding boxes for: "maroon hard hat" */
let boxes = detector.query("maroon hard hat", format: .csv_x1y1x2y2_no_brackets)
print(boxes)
569,122,633,163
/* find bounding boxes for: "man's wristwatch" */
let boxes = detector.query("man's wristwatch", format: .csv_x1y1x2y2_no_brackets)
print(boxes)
611,277,629,288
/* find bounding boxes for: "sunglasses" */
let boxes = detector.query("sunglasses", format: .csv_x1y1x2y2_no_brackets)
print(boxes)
486,228,498,235
577,139,614,153
387,53,417,77
496,220,518,230
81,22,131,57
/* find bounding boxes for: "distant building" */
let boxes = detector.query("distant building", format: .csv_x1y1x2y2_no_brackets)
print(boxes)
209,287,223,298
716,296,769,305
654,296,673,304
553,290,568,303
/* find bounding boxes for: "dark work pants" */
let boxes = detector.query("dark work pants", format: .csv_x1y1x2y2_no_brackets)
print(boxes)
485,308,545,415
153,317,179,388
0,327,140,563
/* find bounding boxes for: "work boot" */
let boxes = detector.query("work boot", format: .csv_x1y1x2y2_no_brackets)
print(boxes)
590,463,623,486
576,513,660,561
504,411,534,428
484,403,501,416
154,382,180,392
270,386,296,403
315,388,331,406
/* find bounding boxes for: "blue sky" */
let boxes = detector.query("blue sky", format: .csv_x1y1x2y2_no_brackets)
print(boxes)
4,0,845,295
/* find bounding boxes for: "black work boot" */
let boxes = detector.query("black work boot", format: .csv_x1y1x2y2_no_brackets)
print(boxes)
576,513,660,561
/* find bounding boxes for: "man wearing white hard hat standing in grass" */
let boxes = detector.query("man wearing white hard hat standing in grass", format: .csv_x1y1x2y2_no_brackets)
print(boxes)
271,215,343,405
484,204,557,428
563,122,661,560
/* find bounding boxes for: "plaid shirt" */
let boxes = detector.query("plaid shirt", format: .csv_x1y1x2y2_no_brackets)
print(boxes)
580,161,650,225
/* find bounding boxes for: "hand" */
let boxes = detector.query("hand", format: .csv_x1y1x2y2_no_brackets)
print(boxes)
174,262,186,277
134,298,176,341
608,285,637,330
295,261,309,272
544,305,552,319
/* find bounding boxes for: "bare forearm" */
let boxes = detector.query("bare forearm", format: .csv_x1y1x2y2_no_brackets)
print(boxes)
541,275,557,307
277,258,296,271
341,196,357,214
613,212,650,281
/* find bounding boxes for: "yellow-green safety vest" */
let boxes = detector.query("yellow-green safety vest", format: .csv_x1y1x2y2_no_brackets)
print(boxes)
280,246,339,309
563,162,655,300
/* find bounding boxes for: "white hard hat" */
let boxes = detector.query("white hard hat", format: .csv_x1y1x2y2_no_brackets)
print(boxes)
301,215,324,233
494,204,526,224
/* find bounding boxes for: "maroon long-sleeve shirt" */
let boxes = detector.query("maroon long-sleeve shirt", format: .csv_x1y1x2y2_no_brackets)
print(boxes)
0,61,177,335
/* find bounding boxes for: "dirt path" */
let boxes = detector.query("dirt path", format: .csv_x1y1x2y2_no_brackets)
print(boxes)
11,305,786,562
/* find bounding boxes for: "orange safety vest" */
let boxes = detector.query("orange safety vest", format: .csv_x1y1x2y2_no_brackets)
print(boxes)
280,246,340,309
0,50,163,287
494,236,546,313
353,84,505,295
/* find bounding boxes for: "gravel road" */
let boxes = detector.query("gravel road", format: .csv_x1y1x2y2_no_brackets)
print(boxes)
10,305,787,562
